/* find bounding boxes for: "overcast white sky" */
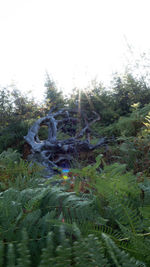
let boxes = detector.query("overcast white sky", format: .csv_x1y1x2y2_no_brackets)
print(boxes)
0,0,150,100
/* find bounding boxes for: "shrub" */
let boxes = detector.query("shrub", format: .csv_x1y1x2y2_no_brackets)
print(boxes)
0,149,44,190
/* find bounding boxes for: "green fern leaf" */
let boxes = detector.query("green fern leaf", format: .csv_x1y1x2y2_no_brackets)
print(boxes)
39,232,55,267
17,229,31,267
7,243,15,267
102,233,145,267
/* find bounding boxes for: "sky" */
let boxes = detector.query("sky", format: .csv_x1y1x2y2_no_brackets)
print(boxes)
0,0,150,101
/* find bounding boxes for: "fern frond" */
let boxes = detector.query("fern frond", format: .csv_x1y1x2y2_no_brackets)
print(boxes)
0,240,4,267
17,229,31,267
39,232,55,267
114,198,143,235
7,243,15,267
73,234,109,267
102,233,145,267
55,230,72,267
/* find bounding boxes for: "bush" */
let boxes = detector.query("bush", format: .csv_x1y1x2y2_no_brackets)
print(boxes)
0,149,44,190
0,155,149,265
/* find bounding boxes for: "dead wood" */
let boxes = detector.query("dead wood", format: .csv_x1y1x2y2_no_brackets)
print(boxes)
24,108,105,177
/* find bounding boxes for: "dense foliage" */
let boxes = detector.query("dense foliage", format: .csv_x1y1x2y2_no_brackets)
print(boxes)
0,70,150,266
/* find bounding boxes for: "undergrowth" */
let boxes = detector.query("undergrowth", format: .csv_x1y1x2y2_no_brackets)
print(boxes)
0,150,150,266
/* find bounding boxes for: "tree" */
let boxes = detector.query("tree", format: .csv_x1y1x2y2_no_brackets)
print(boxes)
44,72,65,112
0,86,42,153
68,81,117,125
112,72,150,116
0,87,13,128
11,88,41,120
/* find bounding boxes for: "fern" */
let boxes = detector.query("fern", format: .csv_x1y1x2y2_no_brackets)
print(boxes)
0,240,4,267
17,229,31,267
55,226,72,267
0,149,44,191
39,232,55,267
102,233,145,267
73,234,109,267
7,243,15,267
0,153,150,265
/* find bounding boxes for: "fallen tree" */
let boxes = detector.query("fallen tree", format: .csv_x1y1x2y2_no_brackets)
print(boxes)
24,108,106,177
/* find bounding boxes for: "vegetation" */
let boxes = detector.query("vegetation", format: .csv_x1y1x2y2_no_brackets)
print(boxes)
0,70,150,266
